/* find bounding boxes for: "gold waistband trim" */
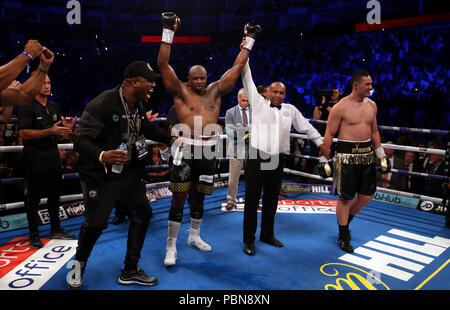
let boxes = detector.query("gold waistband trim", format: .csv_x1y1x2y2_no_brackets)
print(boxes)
334,151,375,165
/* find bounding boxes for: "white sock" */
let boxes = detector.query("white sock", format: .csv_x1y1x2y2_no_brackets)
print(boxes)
164,221,181,267
168,220,181,240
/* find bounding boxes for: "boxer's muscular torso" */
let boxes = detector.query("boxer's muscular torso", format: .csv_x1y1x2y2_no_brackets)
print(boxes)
333,96,377,142
324,95,378,145
158,39,250,135
174,81,221,133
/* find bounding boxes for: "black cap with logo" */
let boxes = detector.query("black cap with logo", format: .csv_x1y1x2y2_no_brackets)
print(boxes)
124,61,161,82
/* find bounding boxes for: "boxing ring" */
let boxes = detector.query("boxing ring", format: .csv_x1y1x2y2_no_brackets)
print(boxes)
0,118,449,291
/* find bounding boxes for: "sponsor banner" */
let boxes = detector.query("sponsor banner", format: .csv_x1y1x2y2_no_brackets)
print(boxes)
0,214,29,233
416,199,448,216
0,201,86,233
222,198,337,214
0,238,52,278
0,179,227,232
38,201,85,225
0,237,77,290
146,186,172,202
146,179,228,202
282,183,333,194
320,228,450,289
372,191,419,209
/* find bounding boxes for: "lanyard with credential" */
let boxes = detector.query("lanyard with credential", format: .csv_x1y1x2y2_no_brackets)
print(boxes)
119,86,141,135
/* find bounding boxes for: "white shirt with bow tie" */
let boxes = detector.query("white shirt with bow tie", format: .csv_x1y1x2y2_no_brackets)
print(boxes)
241,60,323,155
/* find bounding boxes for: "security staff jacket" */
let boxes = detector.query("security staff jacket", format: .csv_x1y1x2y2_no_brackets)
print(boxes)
74,85,172,185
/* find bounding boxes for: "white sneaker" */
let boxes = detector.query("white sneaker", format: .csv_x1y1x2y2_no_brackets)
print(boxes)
164,238,177,267
164,247,177,267
187,234,212,252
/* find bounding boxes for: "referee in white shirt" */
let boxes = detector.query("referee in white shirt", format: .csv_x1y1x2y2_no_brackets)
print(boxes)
241,59,327,256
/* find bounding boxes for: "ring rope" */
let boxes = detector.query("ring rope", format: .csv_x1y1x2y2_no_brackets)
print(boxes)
283,152,447,181
4,116,448,136
309,119,449,136
0,120,446,217
0,134,444,156
282,168,443,204
289,133,446,156
0,172,236,212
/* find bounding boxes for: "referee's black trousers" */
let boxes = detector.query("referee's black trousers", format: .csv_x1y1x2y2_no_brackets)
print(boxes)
243,149,284,245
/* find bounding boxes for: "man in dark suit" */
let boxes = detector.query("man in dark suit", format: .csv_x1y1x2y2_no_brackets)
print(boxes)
424,144,445,198
224,88,251,210
401,151,425,193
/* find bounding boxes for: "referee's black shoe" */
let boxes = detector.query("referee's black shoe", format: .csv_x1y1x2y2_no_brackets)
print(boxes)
260,236,284,247
243,243,255,256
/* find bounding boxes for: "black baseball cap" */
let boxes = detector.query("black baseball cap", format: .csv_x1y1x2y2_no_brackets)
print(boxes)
124,61,161,82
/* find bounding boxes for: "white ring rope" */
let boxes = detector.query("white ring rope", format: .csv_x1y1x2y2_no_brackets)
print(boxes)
4,116,448,136
0,135,445,156
289,133,446,156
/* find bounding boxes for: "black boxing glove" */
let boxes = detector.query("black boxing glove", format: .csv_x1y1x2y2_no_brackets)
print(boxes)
318,156,333,178
375,147,391,174
242,23,261,51
161,12,180,44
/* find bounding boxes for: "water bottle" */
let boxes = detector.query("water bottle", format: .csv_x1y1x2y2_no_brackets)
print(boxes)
172,144,183,166
112,143,127,174
160,147,170,162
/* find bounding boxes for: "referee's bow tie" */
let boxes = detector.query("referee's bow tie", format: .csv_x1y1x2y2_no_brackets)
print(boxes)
270,103,281,110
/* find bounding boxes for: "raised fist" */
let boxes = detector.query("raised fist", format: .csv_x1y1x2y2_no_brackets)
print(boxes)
162,12,180,31
39,48,54,70
244,23,261,39
24,39,45,59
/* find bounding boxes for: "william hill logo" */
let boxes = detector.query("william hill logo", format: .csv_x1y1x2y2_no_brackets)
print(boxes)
320,229,450,290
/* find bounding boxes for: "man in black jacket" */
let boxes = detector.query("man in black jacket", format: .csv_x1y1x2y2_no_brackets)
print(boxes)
18,74,76,249
66,61,172,289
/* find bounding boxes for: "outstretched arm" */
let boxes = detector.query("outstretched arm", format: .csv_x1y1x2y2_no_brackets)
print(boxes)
217,23,261,97
0,48,54,108
158,43,183,96
241,59,266,112
158,12,183,96
0,39,45,92
217,43,250,96
292,107,324,148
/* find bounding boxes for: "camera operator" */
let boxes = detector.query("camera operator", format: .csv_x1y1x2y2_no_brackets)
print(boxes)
309,87,341,179
313,87,341,126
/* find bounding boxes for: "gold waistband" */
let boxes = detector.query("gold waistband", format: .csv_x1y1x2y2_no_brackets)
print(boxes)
334,151,375,165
